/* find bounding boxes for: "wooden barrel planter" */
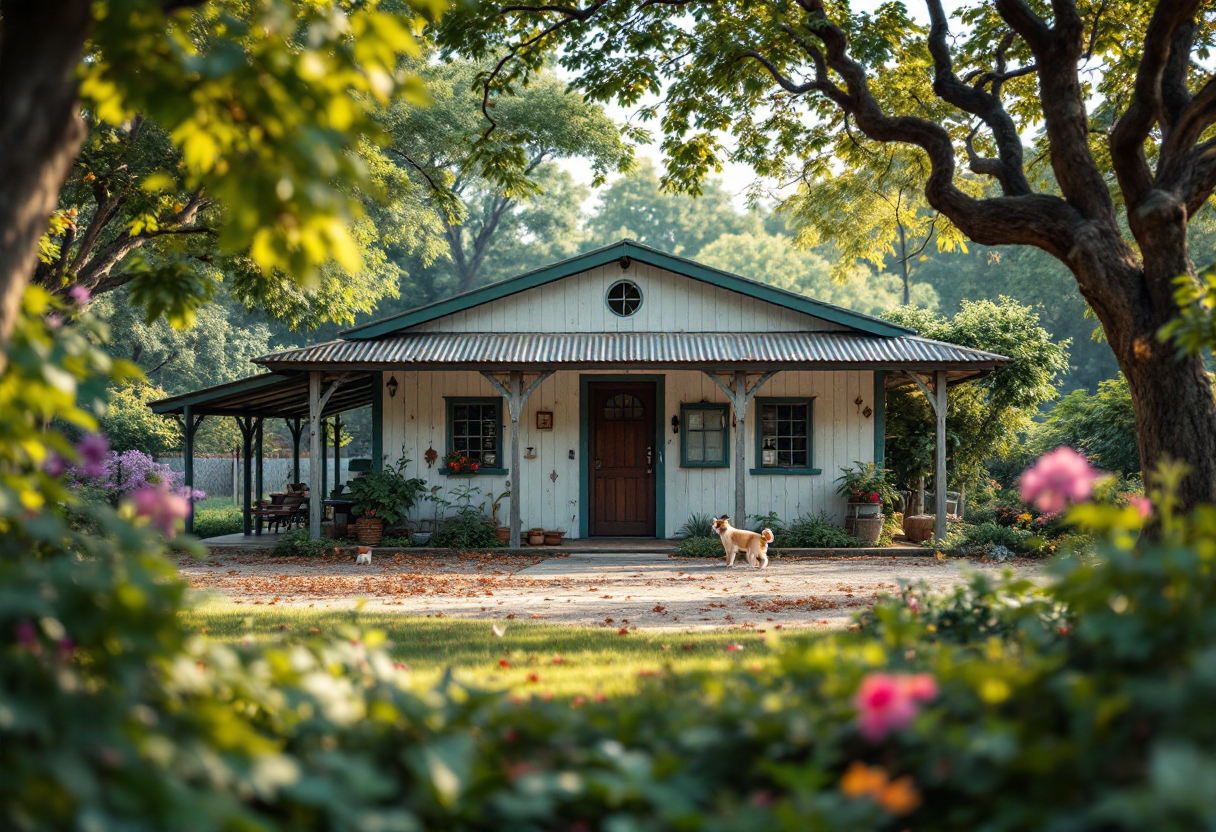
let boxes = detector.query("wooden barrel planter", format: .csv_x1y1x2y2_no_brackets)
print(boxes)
527,528,545,546
903,514,936,544
544,531,564,546
495,527,511,543
355,517,385,546
853,515,884,547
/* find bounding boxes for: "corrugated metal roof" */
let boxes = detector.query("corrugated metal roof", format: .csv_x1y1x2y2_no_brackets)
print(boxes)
255,331,1009,370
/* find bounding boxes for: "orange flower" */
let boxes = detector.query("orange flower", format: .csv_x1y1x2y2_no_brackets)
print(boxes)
877,777,921,815
840,762,888,799
840,762,921,817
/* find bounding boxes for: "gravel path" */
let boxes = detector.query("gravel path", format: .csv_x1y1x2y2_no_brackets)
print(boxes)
181,549,1042,631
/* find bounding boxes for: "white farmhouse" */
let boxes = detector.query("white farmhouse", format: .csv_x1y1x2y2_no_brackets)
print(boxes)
152,240,1008,544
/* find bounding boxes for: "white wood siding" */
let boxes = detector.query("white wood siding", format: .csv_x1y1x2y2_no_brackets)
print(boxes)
409,262,850,334
382,369,875,537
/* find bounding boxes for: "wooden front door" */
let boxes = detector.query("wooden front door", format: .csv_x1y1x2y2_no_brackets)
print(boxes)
589,382,657,536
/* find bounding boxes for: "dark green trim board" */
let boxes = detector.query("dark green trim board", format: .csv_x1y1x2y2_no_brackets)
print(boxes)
873,370,886,467
370,371,384,473
443,396,506,475
679,402,730,468
579,374,666,538
752,396,819,475
148,372,297,413
341,240,913,340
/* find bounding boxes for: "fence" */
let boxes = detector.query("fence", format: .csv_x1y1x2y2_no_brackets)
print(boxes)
160,455,357,503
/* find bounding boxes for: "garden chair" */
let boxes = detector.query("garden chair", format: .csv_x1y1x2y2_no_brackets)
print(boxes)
251,493,306,533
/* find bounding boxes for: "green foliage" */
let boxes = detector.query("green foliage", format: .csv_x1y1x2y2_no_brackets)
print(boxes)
676,511,716,539
346,454,427,525
271,529,337,558
1033,373,1142,477
672,535,726,558
1161,266,1216,357
585,159,760,259
698,229,939,315
837,461,897,506
882,298,1070,490
191,504,243,539
97,381,180,456
428,483,502,549
773,512,860,549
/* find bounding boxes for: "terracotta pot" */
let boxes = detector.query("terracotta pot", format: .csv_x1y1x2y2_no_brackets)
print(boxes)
527,530,545,546
853,515,884,547
355,517,384,546
495,527,511,543
544,531,564,546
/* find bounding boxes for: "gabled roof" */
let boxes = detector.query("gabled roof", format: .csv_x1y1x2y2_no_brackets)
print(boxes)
340,239,915,340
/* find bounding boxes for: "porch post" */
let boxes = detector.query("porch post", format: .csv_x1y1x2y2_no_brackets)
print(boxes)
238,416,254,536
704,370,778,527
333,413,342,493
480,369,555,548
308,373,351,539
934,370,948,543
320,417,328,498
254,417,264,534
182,405,204,535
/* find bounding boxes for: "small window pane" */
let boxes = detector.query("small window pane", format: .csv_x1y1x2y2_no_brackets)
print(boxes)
687,411,704,431
704,430,723,461
687,443,704,462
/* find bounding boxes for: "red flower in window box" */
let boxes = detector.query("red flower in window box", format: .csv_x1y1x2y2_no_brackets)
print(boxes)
470,462,480,472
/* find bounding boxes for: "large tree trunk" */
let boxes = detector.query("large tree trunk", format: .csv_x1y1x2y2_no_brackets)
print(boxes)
0,0,93,368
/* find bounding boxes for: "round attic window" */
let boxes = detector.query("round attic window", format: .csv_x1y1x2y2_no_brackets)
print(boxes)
606,279,643,317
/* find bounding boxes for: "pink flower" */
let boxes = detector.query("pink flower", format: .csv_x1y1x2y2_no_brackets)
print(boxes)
130,484,189,539
76,433,109,478
45,313,63,330
854,672,938,742
69,285,91,306
1130,496,1152,519
907,596,920,614
1019,447,1101,514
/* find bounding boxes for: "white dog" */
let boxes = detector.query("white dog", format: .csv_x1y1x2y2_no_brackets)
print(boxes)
356,545,372,566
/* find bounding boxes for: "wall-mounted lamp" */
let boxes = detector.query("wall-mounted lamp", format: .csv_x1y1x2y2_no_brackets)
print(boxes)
854,395,863,414
671,415,680,434
386,375,399,398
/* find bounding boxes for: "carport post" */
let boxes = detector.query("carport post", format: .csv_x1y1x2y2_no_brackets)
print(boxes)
254,418,264,534
704,370,778,527
286,417,302,487
320,417,328,498
934,370,948,543
480,369,554,548
182,405,204,535
309,374,322,538
333,413,342,492
238,415,255,536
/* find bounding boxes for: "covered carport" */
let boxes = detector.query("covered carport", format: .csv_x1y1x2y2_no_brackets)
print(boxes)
148,372,375,536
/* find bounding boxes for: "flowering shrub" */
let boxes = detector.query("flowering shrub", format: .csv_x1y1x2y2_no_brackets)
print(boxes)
68,447,183,501
8,294,1216,831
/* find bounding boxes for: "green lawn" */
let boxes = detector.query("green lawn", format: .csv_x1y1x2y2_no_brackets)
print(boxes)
182,600,823,697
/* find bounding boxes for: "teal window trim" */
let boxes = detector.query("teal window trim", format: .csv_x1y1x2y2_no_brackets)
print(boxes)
679,402,730,468
753,396,818,475
443,396,507,476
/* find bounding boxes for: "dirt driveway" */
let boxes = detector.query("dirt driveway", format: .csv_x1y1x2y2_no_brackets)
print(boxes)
181,549,1041,631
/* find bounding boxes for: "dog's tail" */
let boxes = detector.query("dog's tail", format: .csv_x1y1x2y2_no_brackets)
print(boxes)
761,528,774,544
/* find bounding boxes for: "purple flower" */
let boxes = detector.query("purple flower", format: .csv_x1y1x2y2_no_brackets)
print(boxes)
131,484,189,538
177,486,206,502
69,285,91,306
44,454,67,477
15,620,36,647
1019,447,1101,514
45,313,63,330
76,434,110,478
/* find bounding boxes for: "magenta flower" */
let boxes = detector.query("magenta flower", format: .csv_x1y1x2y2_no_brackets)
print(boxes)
130,484,190,539
76,434,110,478
69,285,91,306
854,672,938,742
907,596,920,614
1019,447,1101,514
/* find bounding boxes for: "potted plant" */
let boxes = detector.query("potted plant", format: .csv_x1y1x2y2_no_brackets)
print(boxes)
491,487,511,542
837,462,896,540
544,530,564,546
442,450,480,475
346,454,426,546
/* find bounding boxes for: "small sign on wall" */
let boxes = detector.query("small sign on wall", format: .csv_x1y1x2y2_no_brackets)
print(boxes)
536,411,554,430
